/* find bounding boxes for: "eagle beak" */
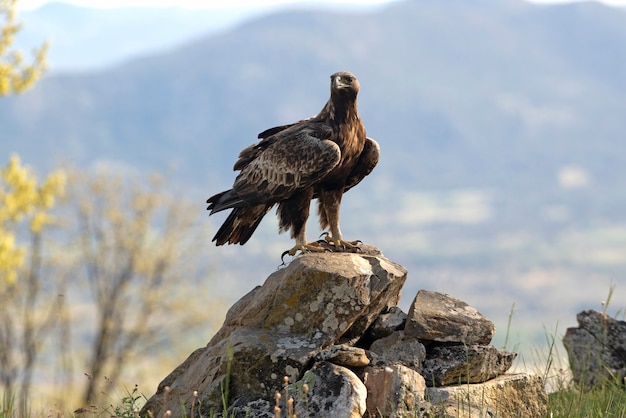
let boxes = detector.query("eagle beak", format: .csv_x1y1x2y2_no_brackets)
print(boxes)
333,76,346,90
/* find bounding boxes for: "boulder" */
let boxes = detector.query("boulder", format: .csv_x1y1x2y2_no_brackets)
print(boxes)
369,331,426,372
140,247,546,417
563,309,626,388
365,306,407,341
422,345,517,386
214,246,404,341
427,373,547,418
315,345,370,368
141,327,318,417
294,361,367,418
141,249,406,417
227,399,273,418
363,363,430,418
405,290,495,345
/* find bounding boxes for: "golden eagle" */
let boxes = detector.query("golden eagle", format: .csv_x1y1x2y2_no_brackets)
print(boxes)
206,71,379,256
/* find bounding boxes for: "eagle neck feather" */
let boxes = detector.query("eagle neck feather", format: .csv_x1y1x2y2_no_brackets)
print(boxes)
317,93,365,189
322,96,359,129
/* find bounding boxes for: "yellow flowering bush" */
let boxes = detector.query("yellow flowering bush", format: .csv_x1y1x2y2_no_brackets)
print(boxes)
0,0,48,95
0,155,65,284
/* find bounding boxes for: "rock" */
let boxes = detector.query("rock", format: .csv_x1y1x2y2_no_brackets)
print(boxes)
422,345,517,386
427,373,547,418
140,248,546,418
365,306,407,340
369,331,426,372
363,364,430,418
315,345,370,368
295,361,367,418
227,399,274,418
215,250,405,341
405,290,495,345
143,327,318,417
563,309,626,388
141,250,406,417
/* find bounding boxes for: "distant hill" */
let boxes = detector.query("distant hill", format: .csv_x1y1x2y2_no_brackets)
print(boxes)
4,0,626,191
2,0,626,348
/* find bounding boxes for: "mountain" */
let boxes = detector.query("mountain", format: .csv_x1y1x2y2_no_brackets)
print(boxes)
2,0,626,351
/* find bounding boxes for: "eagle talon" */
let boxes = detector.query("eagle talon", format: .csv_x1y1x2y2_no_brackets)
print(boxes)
281,241,329,262
280,250,291,265
321,235,363,252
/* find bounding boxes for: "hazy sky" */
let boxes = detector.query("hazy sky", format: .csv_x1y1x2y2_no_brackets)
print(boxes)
17,0,394,10
16,0,626,10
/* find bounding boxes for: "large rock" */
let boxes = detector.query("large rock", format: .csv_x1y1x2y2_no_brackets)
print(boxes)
152,327,317,413
369,331,426,372
141,249,407,417
365,306,407,341
427,373,547,418
363,363,430,417
214,246,405,342
295,361,367,418
405,290,495,345
314,344,370,368
422,345,517,386
140,247,546,417
563,309,626,388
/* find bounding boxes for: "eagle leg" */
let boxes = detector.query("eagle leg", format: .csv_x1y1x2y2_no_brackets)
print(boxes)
317,189,362,253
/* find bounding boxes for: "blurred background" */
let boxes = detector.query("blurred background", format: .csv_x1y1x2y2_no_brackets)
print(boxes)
1,0,626,413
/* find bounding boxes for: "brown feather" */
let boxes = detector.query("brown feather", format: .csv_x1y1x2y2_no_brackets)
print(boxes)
206,71,378,247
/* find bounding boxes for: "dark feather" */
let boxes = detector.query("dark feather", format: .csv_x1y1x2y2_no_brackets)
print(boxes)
207,71,377,247
344,137,380,193
212,205,272,245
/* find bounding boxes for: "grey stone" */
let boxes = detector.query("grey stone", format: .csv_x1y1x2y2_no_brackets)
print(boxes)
427,373,547,418
144,327,318,418
295,361,367,418
139,248,548,418
369,331,426,372
422,344,516,386
315,345,370,367
363,363,430,418
366,306,407,340
215,250,406,340
141,249,406,417
405,290,495,345
563,309,626,388
227,399,274,418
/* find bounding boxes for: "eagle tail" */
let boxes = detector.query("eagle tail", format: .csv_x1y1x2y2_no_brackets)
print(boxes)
211,204,272,245
206,189,244,214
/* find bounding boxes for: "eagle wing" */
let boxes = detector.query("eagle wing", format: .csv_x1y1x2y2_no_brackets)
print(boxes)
344,137,380,193
209,122,341,214
256,117,313,140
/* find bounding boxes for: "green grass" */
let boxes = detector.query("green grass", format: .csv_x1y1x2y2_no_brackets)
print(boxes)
539,285,626,418
547,382,626,418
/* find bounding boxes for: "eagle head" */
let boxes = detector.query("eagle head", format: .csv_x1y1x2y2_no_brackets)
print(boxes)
330,71,360,99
